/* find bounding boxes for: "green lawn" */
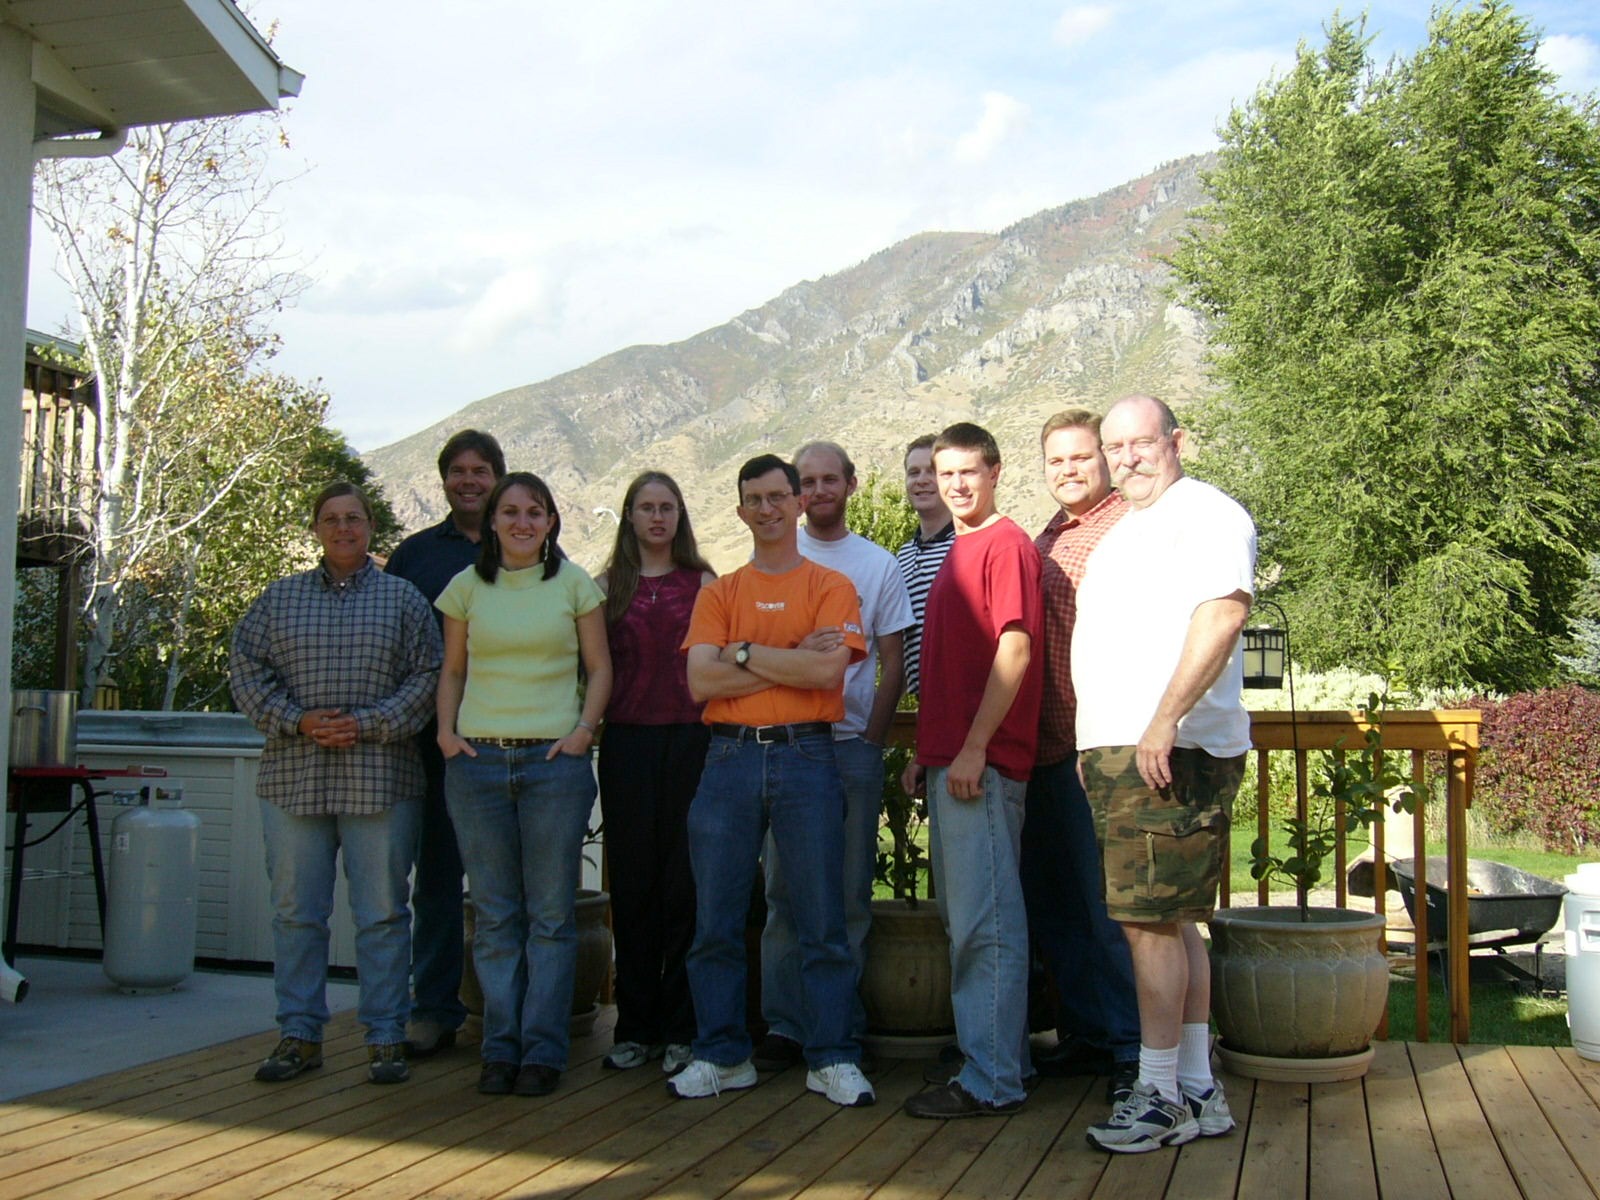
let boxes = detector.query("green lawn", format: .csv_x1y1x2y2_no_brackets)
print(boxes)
1382,976,1570,1045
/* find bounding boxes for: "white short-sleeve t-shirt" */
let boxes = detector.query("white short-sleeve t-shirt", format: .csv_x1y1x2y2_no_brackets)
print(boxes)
1071,476,1256,757
798,526,915,740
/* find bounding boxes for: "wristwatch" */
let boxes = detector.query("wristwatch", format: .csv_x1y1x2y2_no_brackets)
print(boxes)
734,641,753,668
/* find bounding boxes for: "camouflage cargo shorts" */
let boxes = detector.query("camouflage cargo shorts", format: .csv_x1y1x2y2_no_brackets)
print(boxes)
1079,745,1245,924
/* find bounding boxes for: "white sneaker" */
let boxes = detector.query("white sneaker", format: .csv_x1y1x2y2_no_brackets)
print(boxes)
806,1061,876,1108
603,1041,664,1070
666,1057,757,1099
1183,1081,1236,1136
662,1043,693,1075
1086,1081,1199,1154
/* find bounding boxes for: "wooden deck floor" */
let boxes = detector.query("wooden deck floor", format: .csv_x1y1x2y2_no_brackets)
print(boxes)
5,1009,1600,1200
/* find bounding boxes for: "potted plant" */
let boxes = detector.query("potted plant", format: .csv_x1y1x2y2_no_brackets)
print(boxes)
1209,693,1415,1082
860,740,955,1044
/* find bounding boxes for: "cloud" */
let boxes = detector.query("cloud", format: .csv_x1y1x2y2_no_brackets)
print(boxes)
1054,4,1114,48
953,92,1032,166
449,266,559,355
1538,33,1599,93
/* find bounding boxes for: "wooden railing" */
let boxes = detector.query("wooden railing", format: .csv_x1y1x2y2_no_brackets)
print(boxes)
1239,710,1481,1043
19,350,97,565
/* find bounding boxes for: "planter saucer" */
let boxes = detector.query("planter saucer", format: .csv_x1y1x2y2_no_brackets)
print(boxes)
1215,1041,1374,1083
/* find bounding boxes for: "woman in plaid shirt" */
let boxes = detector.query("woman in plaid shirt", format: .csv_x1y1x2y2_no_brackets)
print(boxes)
231,482,443,1087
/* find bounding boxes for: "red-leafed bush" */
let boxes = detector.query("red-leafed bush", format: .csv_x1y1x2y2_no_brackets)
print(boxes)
1473,685,1600,851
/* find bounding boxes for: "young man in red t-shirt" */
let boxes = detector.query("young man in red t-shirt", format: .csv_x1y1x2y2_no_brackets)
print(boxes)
670,454,875,1109
902,422,1044,1118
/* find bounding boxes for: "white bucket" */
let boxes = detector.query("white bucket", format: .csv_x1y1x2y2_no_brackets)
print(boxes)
1564,863,1600,1060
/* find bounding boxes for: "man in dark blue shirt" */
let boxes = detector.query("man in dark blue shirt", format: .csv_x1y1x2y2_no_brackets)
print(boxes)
385,428,504,1055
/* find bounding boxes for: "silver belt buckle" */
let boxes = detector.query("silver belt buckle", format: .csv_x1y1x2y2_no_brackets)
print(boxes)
754,725,782,745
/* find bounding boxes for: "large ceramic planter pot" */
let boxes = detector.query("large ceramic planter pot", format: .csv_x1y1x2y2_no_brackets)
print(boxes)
861,898,953,1053
462,889,613,1038
1209,905,1389,1083
569,888,613,1038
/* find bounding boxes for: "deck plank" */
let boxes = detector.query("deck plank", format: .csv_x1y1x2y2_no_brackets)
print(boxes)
1233,1080,1307,1200
1306,1077,1376,1200
721,1062,926,1199
1165,1073,1253,1200
1458,1043,1599,1200
647,1075,843,1199
0,1041,378,1194
0,1023,365,1149
1366,1039,1450,1200
1507,1046,1600,1195
1011,1076,1109,1200
1408,1040,1519,1200
4,1023,1600,1200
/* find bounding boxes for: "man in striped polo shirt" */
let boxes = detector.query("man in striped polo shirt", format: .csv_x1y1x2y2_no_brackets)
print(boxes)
894,434,954,699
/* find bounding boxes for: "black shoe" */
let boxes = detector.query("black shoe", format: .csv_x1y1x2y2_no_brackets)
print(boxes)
1107,1061,1139,1106
515,1064,561,1096
254,1037,322,1083
923,1055,961,1085
1034,1036,1115,1078
478,1060,518,1095
367,1042,410,1084
752,1033,803,1072
903,1080,1025,1119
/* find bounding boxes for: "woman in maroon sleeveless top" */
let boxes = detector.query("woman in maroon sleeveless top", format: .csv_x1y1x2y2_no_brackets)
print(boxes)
596,471,716,1073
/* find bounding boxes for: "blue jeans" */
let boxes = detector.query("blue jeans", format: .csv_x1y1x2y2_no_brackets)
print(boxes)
687,728,858,1069
761,735,882,1043
260,796,419,1046
411,727,467,1031
1022,757,1139,1062
444,745,596,1069
928,764,1031,1106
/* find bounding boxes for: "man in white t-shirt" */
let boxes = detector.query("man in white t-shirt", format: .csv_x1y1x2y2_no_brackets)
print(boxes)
753,440,914,1071
1071,395,1255,1155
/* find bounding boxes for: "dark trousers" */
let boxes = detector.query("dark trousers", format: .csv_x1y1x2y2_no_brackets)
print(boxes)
1021,756,1140,1062
411,723,467,1029
597,722,708,1046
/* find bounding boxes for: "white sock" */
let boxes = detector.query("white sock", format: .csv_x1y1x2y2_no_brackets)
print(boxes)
1177,1023,1214,1095
1138,1043,1180,1104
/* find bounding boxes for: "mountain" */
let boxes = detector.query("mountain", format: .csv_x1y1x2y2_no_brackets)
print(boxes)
363,155,1214,571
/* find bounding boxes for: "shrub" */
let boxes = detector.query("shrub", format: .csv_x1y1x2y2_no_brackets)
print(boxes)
1473,685,1600,852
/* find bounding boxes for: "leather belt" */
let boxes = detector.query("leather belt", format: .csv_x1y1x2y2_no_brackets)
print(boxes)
710,721,832,745
467,736,558,748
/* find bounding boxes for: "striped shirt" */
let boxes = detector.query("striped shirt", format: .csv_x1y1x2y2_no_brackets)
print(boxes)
231,558,443,816
1034,492,1127,765
894,521,955,697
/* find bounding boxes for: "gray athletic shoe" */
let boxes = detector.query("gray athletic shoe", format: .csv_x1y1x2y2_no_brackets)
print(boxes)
1086,1081,1199,1153
1184,1081,1237,1136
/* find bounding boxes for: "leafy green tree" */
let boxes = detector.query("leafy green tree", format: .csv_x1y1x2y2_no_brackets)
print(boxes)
846,470,917,554
1171,1,1600,692
33,114,308,705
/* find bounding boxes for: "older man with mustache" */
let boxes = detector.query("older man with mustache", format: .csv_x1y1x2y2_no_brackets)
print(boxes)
1071,395,1256,1155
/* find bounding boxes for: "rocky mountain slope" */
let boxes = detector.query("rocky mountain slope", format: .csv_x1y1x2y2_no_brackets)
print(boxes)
364,155,1214,571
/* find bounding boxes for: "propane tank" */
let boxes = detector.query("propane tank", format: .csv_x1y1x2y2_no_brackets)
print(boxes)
103,783,199,993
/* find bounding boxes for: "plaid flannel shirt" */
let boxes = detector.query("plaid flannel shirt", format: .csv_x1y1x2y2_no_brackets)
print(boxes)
1035,492,1127,766
230,558,443,815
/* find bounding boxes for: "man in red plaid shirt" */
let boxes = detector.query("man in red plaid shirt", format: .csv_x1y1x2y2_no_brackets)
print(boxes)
1024,408,1138,1100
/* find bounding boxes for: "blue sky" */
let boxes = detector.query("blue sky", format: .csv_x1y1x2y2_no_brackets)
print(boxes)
26,2,1600,450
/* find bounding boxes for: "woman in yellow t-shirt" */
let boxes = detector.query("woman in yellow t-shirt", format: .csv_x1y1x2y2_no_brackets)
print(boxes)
435,471,612,1099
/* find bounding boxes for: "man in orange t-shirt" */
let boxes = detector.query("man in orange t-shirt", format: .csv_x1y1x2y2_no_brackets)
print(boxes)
667,454,875,1110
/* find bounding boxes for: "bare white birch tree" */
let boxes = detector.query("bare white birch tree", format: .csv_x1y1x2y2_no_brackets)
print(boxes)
32,114,314,704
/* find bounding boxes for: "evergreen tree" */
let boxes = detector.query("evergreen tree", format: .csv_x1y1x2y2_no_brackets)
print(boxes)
1171,1,1600,691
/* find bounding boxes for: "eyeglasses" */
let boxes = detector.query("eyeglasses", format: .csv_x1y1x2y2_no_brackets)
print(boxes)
317,514,369,529
741,490,798,511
